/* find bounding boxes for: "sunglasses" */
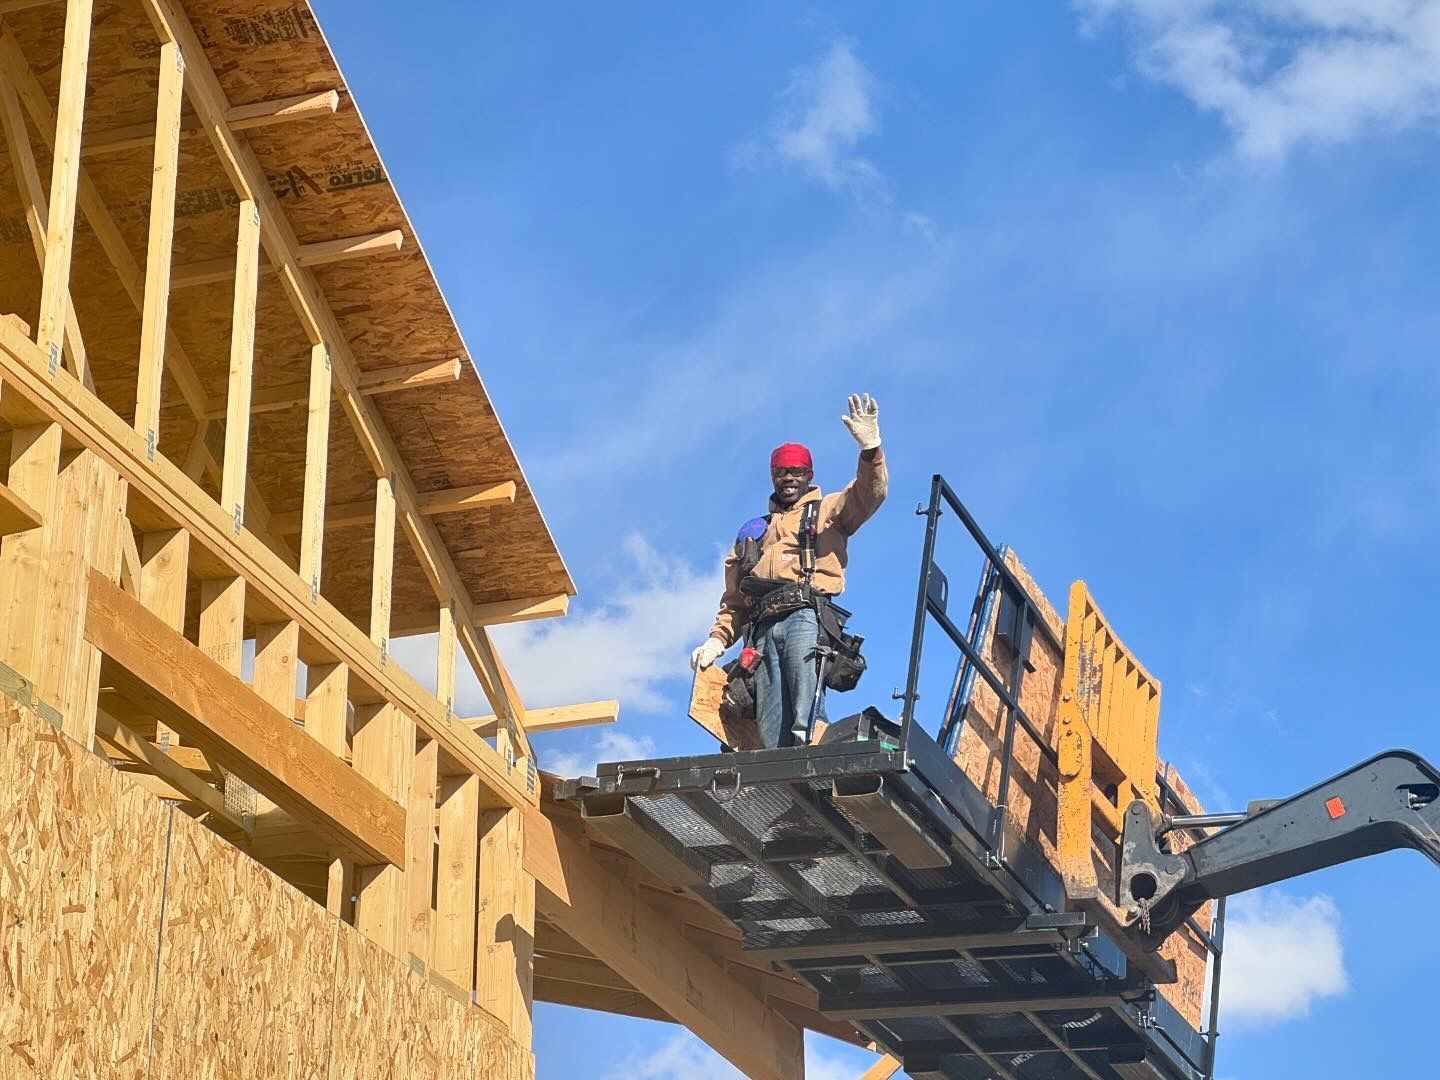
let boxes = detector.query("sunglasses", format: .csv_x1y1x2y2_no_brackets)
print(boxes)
771,467,812,480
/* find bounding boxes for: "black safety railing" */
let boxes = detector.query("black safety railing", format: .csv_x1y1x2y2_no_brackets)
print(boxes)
897,474,1062,849
897,474,1225,1077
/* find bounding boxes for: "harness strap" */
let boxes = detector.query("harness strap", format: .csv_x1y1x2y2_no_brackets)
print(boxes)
798,500,819,581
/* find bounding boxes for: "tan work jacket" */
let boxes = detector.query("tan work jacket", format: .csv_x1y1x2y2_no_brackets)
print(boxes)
708,451,888,647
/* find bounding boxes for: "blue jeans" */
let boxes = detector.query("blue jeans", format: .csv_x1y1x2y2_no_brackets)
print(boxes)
754,607,826,750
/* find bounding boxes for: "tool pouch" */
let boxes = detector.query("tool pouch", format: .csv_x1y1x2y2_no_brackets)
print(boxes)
824,630,866,692
719,648,760,728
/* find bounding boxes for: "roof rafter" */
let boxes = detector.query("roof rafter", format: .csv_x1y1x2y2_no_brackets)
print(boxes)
137,0,536,767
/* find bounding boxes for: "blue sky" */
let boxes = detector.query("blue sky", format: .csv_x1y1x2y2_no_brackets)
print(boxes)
318,2,1440,1076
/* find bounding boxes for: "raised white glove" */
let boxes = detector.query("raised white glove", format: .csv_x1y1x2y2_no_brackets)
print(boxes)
841,392,881,450
690,637,726,671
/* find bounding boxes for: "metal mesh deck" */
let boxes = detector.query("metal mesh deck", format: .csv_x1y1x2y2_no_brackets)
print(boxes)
559,728,1208,1080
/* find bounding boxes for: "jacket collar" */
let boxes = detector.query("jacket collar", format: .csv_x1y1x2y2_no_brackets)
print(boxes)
768,486,822,515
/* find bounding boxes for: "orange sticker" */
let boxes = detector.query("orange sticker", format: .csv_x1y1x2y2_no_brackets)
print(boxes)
1325,796,1346,820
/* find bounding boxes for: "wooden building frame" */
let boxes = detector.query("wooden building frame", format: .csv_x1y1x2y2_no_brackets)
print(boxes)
0,2,882,1077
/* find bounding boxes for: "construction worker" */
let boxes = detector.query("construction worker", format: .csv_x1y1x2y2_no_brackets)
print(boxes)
690,393,887,749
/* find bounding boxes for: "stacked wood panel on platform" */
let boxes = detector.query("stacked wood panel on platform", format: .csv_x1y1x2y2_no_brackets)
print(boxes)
951,549,1214,1027
0,686,532,1080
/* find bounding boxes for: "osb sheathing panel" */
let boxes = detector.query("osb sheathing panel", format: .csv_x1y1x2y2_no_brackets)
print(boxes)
330,929,533,1080
951,550,1213,1028
148,810,339,1079
0,699,165,1080
0,692,531,1079
0,0,573,616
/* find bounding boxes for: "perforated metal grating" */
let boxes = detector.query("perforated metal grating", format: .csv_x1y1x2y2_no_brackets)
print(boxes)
563,729,1208,1080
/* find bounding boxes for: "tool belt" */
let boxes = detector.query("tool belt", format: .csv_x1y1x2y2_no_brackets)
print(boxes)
734,577,867,694
718,501,867,736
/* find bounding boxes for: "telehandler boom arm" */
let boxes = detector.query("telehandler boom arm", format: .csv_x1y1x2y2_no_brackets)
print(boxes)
1119,750,1440,951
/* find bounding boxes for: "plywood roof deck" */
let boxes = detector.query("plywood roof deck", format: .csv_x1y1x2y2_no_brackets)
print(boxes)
0,0,572,628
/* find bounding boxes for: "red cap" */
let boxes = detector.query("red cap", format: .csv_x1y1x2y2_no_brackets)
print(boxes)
770,443,813,470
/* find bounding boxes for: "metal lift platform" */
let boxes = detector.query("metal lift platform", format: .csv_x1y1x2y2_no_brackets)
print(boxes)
558,477,1220,1080
558,719,1213,1080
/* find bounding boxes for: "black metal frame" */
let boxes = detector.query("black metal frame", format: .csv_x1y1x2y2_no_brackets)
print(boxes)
557,475,1228,1080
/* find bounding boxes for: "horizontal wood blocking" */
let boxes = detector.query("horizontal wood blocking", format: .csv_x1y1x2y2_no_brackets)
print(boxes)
179,358,462,421
85,570,405,865
171,229,404,289
472,593,568,625
0,318,528,810
84,90,341,157
0,478,42,536
270,481,516,535
94,708,240,828
390,592,570,637
468,700,618,739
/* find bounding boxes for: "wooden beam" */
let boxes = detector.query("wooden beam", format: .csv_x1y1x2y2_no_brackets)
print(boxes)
461,623,532,764
137,527,189,746
169,229,404,289
136,0,538,790
858,1055,902,1080
408,738,439,968
94,708,240,827
0,33,295,563
82,89,341,157
0,479,40,536
138,529,189,630
351,702,412,951
436,600,456,719
34,0,93,367
180,358,462,421
0,57,88,385
354,357,463,399
370,474,395,649
133,41,184,458
35,451,126,747
85,570,404,865
534,819,804,1080
253,621,300,720
305,660,353,918
226,88,341,130
470,592,569,627
0,30,203,414
533,976,673,1025
117,523,140,596
0,318,525,809
271,481,517,535
298,343,331,601
477,807,534,1042
434,772,480,990
466,700,618,739
0,422,60,679
220,200,261,523
198,576,244,676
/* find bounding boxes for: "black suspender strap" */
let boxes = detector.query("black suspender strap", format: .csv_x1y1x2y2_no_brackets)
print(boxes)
798,501,819,581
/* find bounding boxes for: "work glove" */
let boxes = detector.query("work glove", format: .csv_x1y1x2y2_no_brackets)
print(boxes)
842,392,881,450
690,637,727,671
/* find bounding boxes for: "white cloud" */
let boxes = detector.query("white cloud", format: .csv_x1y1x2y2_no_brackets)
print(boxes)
748,39,885,199
545,730,657,778
1219,890,1349,1025
388,534,719,722
607,1031,740,1080
1078,0,1440,160
492,534,720,714
603,1031,875,1080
